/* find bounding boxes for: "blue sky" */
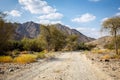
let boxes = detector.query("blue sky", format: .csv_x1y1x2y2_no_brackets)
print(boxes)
0,0,120,38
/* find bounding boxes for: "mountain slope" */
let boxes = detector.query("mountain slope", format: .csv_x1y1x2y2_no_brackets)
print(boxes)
54,23,95,42
15,21,95,42
87,36,112,48
15,21,40,40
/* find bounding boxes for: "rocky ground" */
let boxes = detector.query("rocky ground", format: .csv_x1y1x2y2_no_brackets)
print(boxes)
0,59,46,80
85,52,120,80
0,52,112,80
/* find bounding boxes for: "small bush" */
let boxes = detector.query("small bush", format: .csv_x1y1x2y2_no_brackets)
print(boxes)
77,43,96,50
46,52,55,58
111,54,120,59
36,51,46,59
13,54,37,64
0,56,13,63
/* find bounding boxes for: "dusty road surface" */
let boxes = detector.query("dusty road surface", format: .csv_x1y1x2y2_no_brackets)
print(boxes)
5,52,112,80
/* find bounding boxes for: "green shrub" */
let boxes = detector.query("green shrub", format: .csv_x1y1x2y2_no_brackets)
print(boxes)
21,38,46,52
77,43,95,50
9,40,24,51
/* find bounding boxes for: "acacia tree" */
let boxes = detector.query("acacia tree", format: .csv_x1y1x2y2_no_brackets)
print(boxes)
102,16,120,55
50,26,66,51
40,25,66,51
40,25,52,52
65,35,78,51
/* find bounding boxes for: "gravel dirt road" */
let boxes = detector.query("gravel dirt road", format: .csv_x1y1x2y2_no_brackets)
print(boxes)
5,52,113,80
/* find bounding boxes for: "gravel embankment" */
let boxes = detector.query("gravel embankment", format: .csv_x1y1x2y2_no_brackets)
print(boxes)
86,52,120,80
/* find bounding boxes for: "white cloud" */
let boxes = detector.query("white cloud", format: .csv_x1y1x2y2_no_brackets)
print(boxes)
39,20,50,24
38,12,63,20
116,12,120,16
118,8,120,10
19,0,56,14
72,13,96,23
101,17,108,23
39,20,62,24
64,25,72,29
5,10,21,17
89,0,101,2
76,27,101,38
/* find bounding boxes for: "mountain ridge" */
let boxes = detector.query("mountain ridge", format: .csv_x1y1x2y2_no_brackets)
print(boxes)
15,21,95,42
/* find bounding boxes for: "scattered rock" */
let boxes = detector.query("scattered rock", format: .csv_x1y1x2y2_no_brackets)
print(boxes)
100,59,102,62
9,68,14,72
105,59,109,62
42,76,46,78
112,67,117,71
16,67,20,69
91,58,94,60
59,77,63,80
86,52,120,80
0,71,4,74
110,74,116,77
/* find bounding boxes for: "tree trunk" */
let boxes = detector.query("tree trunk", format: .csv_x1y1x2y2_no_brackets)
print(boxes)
114,30,119,55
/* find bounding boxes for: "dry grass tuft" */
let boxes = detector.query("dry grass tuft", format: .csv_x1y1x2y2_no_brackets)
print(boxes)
0,56,13,63
91,49,111,54
111,54,120,59
13,54,37,64
101,54,111,60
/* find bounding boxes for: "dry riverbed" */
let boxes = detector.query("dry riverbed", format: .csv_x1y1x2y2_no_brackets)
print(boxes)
0,52,113,80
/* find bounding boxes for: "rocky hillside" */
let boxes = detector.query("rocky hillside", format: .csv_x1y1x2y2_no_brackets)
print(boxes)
15,21,95,42
15,21,40,40
54,23,95,42
87,36,112,48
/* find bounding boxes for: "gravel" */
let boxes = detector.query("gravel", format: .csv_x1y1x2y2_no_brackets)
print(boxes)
0,52,113,80
86,52,120,80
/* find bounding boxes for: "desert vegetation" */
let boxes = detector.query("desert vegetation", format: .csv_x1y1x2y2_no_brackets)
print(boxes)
0,12,94,63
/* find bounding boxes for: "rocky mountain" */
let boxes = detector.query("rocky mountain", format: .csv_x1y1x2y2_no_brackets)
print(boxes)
15,21,95,42
54,23,95,42
15,21,40,40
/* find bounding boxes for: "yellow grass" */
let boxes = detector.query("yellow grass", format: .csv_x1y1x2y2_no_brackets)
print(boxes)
91,49,111,54
101,54,111,60
0,56,13,63
13,54,37,64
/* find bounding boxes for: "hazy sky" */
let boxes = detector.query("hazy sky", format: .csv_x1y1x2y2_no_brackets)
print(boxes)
0,0,120,38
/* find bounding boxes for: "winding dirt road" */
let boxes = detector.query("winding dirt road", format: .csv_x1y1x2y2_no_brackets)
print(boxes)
6,52,112,80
